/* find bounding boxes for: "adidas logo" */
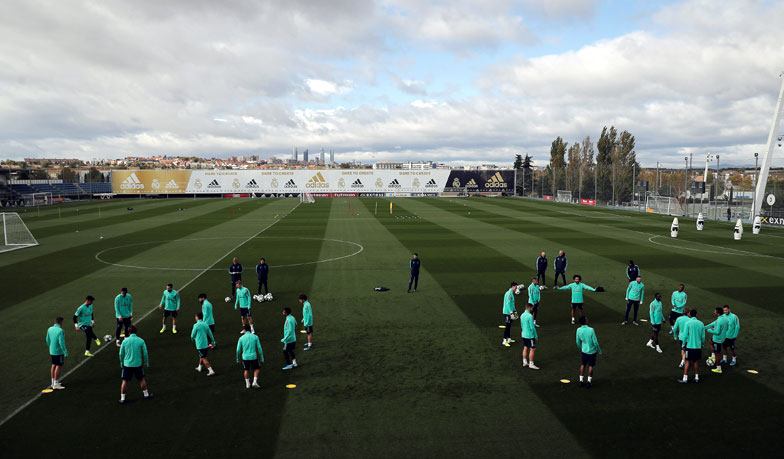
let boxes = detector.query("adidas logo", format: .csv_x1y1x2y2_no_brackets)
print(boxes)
387,178,401,188
485,172,506,188
207,179,221,189
119,173,144,190
164,179,178,189
466,178,478,188
351,179,364,188
284,179,297,189
246,179,259,188
306,172,328,188
425,178,438,187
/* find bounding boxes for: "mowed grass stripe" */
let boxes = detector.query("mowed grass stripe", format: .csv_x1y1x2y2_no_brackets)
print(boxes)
22,198,165,226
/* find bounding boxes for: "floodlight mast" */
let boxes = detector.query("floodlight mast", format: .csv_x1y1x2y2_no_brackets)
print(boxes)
752,72,784,220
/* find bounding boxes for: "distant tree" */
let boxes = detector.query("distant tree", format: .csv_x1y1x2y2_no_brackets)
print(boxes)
86,167,103,182
596,126,617,203
580,136,595,199
30,169,49,180
60,167,78,183
614,130,638,202
549,137,567,195
522,154,533,195
567,142,581,193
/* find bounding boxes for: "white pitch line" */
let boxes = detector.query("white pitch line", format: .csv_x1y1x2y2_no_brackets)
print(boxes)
0,201,299,429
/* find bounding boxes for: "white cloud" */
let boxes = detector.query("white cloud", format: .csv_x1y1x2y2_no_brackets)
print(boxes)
305,79,353,97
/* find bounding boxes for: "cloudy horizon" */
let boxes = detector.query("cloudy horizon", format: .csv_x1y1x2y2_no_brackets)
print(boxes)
1,0,783,168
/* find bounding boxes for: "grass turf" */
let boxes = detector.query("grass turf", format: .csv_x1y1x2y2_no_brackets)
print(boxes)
0,197,782,458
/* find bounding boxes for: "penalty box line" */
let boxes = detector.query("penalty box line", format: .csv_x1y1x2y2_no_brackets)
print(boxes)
0,201,300,429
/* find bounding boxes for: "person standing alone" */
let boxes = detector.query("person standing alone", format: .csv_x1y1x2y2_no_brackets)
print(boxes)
535,252,547,286
229,257,243,298
408,253,421,293
554,250,568,288
46,317,68,389
256,257,269,295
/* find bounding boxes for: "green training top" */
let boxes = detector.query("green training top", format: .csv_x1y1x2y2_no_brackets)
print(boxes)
683,317,705,349
649,299,664,325
673,314,690,341
725,312,740,339
626,281,644,302
575,325,601,355
235,286,251,309
73,303,93,327
160,289,180,311
527,283,540,304
119,334,149,367
705,315,728,343
558,282,595,304
236,332,264,362
671,290,687,313
503,289,515,314
202,300,214,326
46,323,68,357
302,300,313,327
281,314,298,343
190,320,215,349
521,310,538,339
114,293,133,318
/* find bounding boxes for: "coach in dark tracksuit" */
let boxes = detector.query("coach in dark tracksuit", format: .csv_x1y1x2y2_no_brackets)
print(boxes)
256,258,269,295
554,250,568,288
229,257,243,298
408,253,421,293
535,252,548,285
626,260,640,282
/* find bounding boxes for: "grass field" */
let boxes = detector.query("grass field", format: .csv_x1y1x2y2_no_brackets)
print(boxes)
1,196,783,458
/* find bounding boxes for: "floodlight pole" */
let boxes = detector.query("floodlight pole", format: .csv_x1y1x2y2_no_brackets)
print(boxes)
752,73,784,220
752,152,759,218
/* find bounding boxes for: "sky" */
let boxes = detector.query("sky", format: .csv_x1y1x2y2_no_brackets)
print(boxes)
1,0,783,168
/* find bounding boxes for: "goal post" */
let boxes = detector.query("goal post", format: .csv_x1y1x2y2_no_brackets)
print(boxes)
645,195,685,216
300,193,315,204
556,190,572,203
1,212,39,253
22,192,53,207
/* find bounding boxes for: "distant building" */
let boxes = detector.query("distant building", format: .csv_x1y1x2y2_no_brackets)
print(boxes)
373,161,402,170
329,149,335,166
303,149,308,163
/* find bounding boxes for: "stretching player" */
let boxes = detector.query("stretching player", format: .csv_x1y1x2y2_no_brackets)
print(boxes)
646,293,664,353
623,276,644,325
114,288,133,347
669,284,687,327
46,317,68,389
159,283,181,334
236,324,264,388
191,312,216,376
558,275,596,325
576,316,601,388
521,303,539,369
235,280,254,334
705,307,728,374
528,277,541,327
722,305,740,366
672,307,691,368
73,295,101,356
679,309,704,384
502,282,518,347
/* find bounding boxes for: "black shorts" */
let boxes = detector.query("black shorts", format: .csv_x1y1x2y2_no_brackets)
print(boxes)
239,308,251,317
722,338,736,350
117,317,131,326
652,324,662,333
163,309,178,318
504,314,512,325
121,366,144,381
571,303,583,310
209,324,215,333
581,352,597,367
711,342,722,354
242,359,259,371
523,338,536,349
686,348,701,362
305,325,313,334
669,311,683,321
198,348,209,358
51,354,64,366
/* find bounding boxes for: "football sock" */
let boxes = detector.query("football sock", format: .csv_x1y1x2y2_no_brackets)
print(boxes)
253,377,258,384
732,356,737,362
682,375,688,382
579,376,584,382
173,325,177,331
245,379,251,388
523,359,528,365
120,393,126,401
196,365,202,371
587,377,592,383
143,390,149,397
208,368,215,375
292,359,298,366
694,375,699,381
680,360,685,366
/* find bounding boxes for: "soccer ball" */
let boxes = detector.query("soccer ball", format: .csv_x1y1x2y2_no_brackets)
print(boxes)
539,286,546,291
224,296,232,303
706,358,715,367
264,293,273,301
103,334,113,343
514,285,524,295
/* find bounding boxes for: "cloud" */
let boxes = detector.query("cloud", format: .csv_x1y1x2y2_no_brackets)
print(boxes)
305,79,353,97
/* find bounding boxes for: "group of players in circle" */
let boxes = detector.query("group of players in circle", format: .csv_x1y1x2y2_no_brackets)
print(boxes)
44,256,315,403
503,253,741,388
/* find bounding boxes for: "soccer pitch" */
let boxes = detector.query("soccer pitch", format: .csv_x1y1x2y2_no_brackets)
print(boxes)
1,197,782,458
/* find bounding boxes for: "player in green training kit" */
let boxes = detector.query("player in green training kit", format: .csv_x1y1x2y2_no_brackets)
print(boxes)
198,293,216,348
623,276,644,325
236,324,264,388
73,295,101,357
528,277,541,327
191,312,216,376
114,287,133,347
558,275,596,325
159,283,181,334
521,303,539,370
705,307,728,374
669,284,687,328
235,280,254,334
300,294,313,350
46,317,68,389
281,307,298,370
646,292,664,353
576,316,601,388
721,305,740,366
679,309,704,384
672,307,691,368
502,282,518,346
118,325,153,403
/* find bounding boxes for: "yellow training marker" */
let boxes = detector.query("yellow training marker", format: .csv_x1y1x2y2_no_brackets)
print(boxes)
640,319,648,322
299,330,306,334
498,325,506,329
286,384,297,389
747,370,759,374
559,379,571,384
41,388,54,393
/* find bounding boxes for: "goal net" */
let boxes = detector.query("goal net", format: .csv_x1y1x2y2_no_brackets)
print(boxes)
556,190,572,203
300,193,315,204
645,195,685,216
1,212,39,253
22,192,53,206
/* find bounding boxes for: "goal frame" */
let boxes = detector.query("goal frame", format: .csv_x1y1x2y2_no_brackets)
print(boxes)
556,190,572,203
645,194,685,216
1,212,39,253
22,192,53,207
300,193,315,204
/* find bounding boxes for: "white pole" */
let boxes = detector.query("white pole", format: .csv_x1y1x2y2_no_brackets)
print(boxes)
3,214,7,246
753,73,784,219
